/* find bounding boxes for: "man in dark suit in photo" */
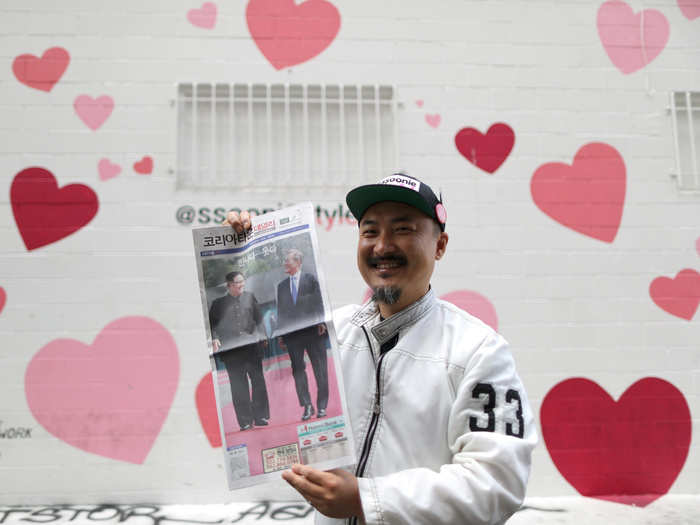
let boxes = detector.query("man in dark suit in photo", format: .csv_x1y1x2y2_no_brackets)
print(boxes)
209,271,270,431
276,248,329,421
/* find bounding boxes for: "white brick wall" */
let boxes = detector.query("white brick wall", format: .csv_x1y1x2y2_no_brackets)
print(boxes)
0,0,698,506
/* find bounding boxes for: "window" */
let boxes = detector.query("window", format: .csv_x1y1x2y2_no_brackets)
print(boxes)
669,91,700,192
176,83,398,190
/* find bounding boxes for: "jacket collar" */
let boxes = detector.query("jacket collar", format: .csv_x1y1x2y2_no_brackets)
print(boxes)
350,288,437,345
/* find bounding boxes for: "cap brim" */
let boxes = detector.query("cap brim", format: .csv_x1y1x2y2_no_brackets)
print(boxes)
346,184,435,223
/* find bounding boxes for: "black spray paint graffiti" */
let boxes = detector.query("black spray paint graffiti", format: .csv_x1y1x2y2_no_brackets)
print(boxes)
0,421,32,439
0,503,314,525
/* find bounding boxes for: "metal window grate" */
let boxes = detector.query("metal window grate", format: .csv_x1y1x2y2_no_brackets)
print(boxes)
176,83,399,190
669,91,700,192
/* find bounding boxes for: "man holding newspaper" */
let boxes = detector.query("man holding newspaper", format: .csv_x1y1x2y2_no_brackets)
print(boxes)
224,173,536,525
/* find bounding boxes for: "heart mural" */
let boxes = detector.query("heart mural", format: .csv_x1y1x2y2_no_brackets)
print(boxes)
597,1,670,74
246,0,341,70
696,236,700,257
425,114,441,128
455,123,515,174
196,372,222,447
678,0,700,20
73,95,114,130
11,167,99,251
440,290,498,332
12,47,70,92
134,156,154,174
649,268,700,320
531,142,626,243
187,2,217,29
541,377,691,507
25,316,180,464
0,287,6,315
98,158,122,181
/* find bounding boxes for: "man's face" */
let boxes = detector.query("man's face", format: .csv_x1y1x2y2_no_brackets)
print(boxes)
226,276,245,297
284,254,301,275
357,201,448,314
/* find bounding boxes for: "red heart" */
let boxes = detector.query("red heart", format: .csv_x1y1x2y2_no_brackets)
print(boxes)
12,47,70,92
649,269,700,320
0,287,6,315
25,316,180,464
541,377,691,506
454,123,515,174
11,167,99,251
531,142,626,243
246,0,341,70
195,373,222,448
134,156,153,174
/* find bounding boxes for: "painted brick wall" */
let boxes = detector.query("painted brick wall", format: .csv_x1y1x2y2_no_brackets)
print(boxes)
0,0,699,506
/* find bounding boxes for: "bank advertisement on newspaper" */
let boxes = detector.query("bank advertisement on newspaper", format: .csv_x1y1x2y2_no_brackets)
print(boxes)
192,203,356,490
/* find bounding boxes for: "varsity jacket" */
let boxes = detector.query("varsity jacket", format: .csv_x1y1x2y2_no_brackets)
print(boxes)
316,289,537,525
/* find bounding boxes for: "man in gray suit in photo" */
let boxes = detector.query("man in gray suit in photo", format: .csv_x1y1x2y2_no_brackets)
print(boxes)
276,249,329,421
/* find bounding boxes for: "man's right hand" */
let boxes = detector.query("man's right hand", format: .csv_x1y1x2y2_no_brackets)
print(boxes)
213,339,221,352
223,210,252,233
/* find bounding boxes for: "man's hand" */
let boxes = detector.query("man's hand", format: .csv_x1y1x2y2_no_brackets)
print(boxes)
282,465,364,520
223,210,252,232
318,324,327,336
212,339,221,352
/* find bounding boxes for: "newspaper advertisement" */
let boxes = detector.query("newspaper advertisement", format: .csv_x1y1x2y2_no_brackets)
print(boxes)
192,203,356,490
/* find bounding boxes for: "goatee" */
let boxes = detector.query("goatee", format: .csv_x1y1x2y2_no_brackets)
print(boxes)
372,286,402,305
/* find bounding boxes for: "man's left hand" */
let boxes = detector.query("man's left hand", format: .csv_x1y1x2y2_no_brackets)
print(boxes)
282,465,363,520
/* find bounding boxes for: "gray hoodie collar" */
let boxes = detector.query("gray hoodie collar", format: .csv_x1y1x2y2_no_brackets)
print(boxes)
350,288,437,345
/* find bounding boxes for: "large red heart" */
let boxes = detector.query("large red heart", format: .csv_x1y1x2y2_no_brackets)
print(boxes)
195,372,222,448
25,316,180,464
12,47,70,92
454,123,515,174
541,377,691,506
531,143,626,243
246,0,341,70
649,269,700,320
11,167,99,251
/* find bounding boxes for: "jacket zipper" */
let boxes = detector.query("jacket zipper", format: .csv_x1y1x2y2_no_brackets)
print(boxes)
349,326,385,525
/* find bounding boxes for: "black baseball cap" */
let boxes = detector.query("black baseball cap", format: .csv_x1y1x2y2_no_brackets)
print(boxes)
346,173,447,231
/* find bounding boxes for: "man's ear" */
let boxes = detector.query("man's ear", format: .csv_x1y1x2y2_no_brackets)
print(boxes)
435,232,448,260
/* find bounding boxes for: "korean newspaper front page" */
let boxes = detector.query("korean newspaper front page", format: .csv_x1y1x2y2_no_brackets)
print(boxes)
192,203,356,489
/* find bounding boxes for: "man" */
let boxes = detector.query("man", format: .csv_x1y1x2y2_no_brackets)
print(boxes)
209,271,270,431
275,249,329,421
225,173,537,524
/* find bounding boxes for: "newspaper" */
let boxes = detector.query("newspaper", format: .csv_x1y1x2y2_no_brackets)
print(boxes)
192,203,356,489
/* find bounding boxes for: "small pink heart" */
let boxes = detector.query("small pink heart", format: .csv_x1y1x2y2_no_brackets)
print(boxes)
416,100,424,108
678,0,700,20
98,158,121,181
25,316,180,464
649,269,700,320
134,156,153,175
696,236,700,257
440,290,498,331
597,1,669,74
425,114,441,128
74,95,114,131
187,2,217,29
0,287,6,315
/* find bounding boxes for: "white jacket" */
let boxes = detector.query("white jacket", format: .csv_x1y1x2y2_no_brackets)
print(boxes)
316,289,537,525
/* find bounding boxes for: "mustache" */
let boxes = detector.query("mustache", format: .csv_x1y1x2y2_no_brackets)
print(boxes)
366,254,407,266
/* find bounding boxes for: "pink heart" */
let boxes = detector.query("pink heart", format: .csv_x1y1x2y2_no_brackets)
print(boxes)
195,373,222,448
455,123,515,174
246,0,341,70
73,95,114,130
416,100,424,108
425,114,441,128
678,0,700,20
597,1,669,74
531,142,626,243
440,290,498,332
25,316,179,464
12,47,70,92
696,236,700,257
134,156,154,175
0,287,6,315
649,269,700,320
187,2,217,29
98,158,121,181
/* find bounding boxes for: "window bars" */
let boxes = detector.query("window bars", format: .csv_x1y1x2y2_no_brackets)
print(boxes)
669,91,700,193
176,83,399,190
